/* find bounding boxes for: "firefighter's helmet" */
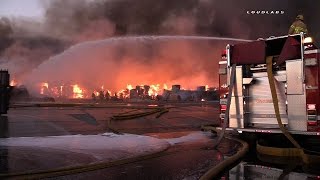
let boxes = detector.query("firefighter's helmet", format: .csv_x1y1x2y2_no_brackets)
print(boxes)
296,14,304,21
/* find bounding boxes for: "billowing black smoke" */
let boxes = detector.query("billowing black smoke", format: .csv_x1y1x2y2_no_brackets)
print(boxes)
0,17,67,80
0,0,319,94
42,0,320,42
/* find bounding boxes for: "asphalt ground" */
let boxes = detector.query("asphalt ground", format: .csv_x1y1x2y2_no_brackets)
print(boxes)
0,102,237,180
1,102,220,137
44,134,239,180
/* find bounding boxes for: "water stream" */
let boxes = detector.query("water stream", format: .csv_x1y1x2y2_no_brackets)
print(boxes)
21,35,251,98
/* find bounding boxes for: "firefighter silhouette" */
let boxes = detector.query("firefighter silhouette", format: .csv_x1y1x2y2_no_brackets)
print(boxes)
288,14,308,35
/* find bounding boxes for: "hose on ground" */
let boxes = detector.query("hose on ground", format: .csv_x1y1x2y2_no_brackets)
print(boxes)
200,136,249,180
0,145,170,180
110,108,169,120
156,109,169,118
200,64,242,179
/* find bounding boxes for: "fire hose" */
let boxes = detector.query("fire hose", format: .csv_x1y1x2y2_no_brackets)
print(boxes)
262,56,307,163
257,56,320,164
266,56,307,162
0,107,171,179
110,107,169,120
200,135,248,180
201,57,320,179
212,57,320,164
200,64,249,179
0,146,170,180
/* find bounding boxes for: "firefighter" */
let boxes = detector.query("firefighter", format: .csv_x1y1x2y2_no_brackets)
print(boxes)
288,14,308,35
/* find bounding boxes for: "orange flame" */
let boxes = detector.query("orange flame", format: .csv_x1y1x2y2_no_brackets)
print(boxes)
10,79,17,86
72,84,84,98
36,82,207,99
127,84,133,90
163,84,168,90
148,84,160,97
40,82,49,95
93,90,100,96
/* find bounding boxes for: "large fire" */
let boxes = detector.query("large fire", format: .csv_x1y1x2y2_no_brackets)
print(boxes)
36,82,172,99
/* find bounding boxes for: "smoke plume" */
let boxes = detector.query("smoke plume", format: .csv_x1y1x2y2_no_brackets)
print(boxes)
24,37,229,96
0,0,319,97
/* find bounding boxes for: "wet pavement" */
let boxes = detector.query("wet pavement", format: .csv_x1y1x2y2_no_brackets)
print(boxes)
0,102,228,179
2,103,219,137
0,146,96,173
3,102,319,179
44,132,239,180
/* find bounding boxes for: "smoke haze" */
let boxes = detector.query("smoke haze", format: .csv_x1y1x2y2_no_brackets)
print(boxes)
0,0,319,96
24,36,229,95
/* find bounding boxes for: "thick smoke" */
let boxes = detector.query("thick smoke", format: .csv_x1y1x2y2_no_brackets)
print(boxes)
24,37,227,95
41,0,320,41
0,17,67,81
1,0,319,97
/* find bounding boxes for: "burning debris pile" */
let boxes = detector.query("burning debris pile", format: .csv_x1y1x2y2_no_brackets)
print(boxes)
161,85,218,102
36,82,166,101
7,0,301,102
10,81,218,102
16,36,225,101
9,80,218,103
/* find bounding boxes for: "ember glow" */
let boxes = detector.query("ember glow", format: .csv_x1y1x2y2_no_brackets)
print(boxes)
10,79,18,86
72,84,84,98
163,84,168,90
127,84,133,90
40,82,49,95
93,90,100,97
148,84,160,97
35,81,178,99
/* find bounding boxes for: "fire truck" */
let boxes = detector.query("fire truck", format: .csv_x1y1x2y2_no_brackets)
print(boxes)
218,33,320,135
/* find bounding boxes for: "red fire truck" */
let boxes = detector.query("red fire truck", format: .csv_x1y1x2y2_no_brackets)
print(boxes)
218,33,320,135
